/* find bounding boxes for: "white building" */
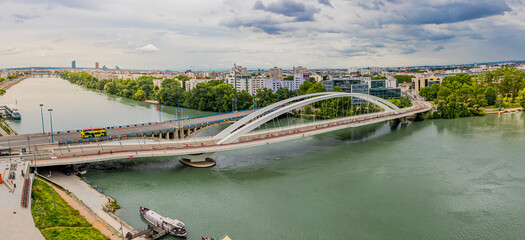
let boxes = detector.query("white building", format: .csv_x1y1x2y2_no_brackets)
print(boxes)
226,65,266,95
186,78,212,91
265,73,308,92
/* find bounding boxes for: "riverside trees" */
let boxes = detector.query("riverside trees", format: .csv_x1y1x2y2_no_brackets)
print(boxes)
418,67,525,118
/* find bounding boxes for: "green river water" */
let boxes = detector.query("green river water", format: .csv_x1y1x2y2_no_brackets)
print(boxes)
3,78,525,239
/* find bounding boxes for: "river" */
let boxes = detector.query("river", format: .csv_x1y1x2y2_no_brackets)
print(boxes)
3,77,525,239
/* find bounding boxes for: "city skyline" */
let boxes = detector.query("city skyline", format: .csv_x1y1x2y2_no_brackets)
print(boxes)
1,0,524,69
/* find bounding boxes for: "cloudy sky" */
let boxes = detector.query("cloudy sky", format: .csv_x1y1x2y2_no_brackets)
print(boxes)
1,0,524,70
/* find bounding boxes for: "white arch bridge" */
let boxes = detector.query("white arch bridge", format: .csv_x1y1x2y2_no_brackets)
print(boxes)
20,92,431,167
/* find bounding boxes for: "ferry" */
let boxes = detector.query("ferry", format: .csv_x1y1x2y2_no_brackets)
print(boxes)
4,104,21,119
139,206,187,237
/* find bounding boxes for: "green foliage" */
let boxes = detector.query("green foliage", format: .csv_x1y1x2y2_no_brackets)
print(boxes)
333,86,343,92
41,227,109,240
419,84,439,100
371,75,387,80
0,77,4,83
7,73,22,79
31,179,91,229
306,82,326,94
283,76,294,80
394,75,415,83
387,97,412,108
0,89,5,95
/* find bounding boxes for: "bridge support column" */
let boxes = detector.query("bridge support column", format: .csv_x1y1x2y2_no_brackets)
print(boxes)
179,152,216,168
400,117,408,125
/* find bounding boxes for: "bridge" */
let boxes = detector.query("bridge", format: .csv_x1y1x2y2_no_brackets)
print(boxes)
30,72,59,78
1,92,431,167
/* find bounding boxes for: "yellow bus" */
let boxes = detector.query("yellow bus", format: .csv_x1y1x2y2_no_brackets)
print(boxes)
81,127,107,138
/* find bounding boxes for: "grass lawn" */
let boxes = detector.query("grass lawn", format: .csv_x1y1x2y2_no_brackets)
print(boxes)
41,228,110,240
31,178,109,240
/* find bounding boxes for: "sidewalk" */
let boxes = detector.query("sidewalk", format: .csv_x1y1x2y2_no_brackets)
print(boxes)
0,159,44,240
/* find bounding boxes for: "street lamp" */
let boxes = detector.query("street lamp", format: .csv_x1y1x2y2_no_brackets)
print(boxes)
39,104,45,135
48,109,54,143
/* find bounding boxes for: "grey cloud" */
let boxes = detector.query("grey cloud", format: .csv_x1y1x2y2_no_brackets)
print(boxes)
0,47,22,56
221,16,287,34
340,48,369,57
253,0,320,21
401,46,418,54
354,0,511,25
402,1,512,24
14,14,40,23
10,0,97,9
433,46,444,52
318,0,333,8
357,0,385,10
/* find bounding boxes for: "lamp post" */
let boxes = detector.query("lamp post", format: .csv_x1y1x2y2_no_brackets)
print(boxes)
39,104,45,135
48,109,54,143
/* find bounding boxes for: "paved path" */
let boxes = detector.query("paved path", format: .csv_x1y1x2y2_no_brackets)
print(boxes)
0,159,44,240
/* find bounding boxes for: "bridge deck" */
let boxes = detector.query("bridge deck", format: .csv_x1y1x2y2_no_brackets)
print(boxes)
16,101,431,167
0,109,256,149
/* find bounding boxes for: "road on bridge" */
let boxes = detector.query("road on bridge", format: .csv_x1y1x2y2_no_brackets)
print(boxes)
0,110,255,149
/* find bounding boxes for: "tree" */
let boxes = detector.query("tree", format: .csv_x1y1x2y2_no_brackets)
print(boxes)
419,84,439,100
333,86,343,92
299,81,313,95
132,89,146,101
0,89,5,95
306,82,326,94
484,87,497,106
394,75,415,83
283,76,294,81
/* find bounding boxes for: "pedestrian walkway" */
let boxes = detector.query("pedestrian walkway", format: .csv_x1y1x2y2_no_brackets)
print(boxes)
0,159,44,240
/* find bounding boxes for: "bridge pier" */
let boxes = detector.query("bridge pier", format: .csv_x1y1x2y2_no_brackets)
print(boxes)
179,152,216,168
400,117,409,125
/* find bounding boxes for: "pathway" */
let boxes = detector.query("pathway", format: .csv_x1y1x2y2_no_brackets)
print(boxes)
0,159,44,240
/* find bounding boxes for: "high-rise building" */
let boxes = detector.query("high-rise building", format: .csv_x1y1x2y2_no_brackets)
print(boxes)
71,60,76,69
95,62,99,69
115,65,120,71
293,66,307,74
269,67,282,79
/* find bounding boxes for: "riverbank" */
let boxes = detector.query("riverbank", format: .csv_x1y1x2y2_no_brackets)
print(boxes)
0,119,16,136
0,76,29,91
45,170,144,240
31,177,109,240
484,107,524,114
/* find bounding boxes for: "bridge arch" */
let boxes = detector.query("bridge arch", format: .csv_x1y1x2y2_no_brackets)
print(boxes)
214,92,400,140
217,92,401,144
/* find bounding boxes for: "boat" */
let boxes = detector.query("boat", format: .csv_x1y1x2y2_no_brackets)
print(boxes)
139,206,187,237
4,104,21,119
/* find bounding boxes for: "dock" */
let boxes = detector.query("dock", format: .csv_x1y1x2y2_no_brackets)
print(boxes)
125,225,167,240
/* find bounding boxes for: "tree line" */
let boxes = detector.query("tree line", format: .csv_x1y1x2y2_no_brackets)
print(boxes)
59,72,333,113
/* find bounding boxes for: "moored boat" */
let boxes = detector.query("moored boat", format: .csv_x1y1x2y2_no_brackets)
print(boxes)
139,206,187,237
